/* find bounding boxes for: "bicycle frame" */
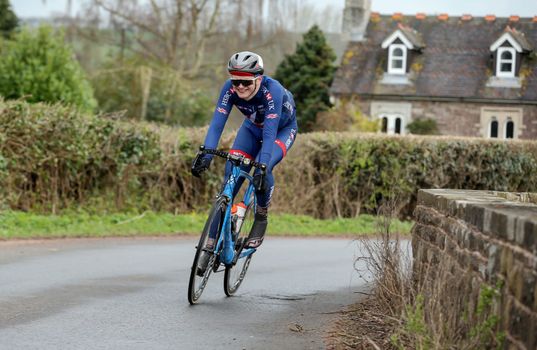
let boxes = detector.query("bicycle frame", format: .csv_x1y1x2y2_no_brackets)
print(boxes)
213,162,257,265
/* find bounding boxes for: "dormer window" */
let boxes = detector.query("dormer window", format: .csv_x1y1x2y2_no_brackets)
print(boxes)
380,24,424,84
388,44,407,74
496,47,516,77
488,27,533,83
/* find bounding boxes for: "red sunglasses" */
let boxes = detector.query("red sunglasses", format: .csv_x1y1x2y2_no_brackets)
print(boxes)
231,79,255,87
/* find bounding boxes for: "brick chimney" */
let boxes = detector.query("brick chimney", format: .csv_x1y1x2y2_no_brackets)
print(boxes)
342,0,372,42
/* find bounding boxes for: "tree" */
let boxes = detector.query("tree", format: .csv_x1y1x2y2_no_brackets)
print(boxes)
274,25,336,132
0,26,96,111
0,0,18,38
315,99,380,132
84,0,222,79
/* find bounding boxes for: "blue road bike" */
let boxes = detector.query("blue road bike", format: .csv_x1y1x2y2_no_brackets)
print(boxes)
188,146,266,305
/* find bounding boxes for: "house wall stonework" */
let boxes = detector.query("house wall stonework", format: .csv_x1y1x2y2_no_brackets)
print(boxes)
354,98,537,139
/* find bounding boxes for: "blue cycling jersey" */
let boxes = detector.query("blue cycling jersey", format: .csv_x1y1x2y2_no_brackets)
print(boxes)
204,76,296,165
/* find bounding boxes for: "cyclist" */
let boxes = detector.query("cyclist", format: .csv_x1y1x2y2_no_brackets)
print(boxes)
192,51,298,274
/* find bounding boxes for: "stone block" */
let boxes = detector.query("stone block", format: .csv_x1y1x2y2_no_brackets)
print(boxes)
506,264,523,303
519,268,536,311
490,209,509,241
534,285,537,313
506,216,516,242
445,239,457,258
435,232,446,250
487,244,500,279
476,237,490,259
464,204,485,232
508,301,536,349
478,262,487,279
415,206,443,227
466,228,477,252
500,246,514,277
522,220,537,254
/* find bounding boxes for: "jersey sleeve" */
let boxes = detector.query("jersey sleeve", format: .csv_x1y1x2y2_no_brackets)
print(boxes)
203,81,235,153
259,84,284,165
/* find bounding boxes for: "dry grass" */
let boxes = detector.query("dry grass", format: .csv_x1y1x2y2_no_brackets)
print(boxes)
326,198,505,350
326,199,415,349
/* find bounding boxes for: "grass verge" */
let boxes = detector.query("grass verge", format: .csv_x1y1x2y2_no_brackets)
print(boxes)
0,211,413,240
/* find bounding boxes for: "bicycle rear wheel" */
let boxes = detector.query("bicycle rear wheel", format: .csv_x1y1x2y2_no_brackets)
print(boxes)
188,197,226,305
224,190,255,296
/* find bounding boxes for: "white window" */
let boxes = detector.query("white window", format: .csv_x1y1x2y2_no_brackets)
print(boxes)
381,117,388,133
395,117,402,134
505,118,515,139
379,114,406,135
489,117,499,138
388,44,407,75
480,107,522,139
496,47,516,78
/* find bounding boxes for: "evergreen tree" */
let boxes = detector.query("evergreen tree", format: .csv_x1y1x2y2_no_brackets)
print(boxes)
274,25,336,132
0,0,18,38
0,26,96,112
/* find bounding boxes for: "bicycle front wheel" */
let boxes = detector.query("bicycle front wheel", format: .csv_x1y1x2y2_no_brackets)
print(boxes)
188,197,226,305
224,190,255,296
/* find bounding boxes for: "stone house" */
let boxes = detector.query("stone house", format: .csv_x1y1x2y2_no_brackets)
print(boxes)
330,0,537,139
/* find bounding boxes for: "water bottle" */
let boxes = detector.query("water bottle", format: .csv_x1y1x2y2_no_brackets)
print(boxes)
233,202,247,233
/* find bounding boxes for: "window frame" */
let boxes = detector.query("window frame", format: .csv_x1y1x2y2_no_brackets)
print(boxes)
388,44,407,75
480,107,522,140
379,113,406,135
504,118,515,139
496,47,516,78
489,118,499,138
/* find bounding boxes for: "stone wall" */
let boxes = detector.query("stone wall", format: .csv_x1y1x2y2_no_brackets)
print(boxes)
412,189,537,349
354,98,537,139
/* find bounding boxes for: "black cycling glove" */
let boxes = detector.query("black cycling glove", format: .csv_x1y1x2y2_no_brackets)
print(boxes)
191,156,212,177
253,172,269,193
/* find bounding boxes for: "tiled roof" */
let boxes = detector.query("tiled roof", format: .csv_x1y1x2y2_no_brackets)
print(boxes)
506,26,533,51
397,23,425,49
331,15,537,102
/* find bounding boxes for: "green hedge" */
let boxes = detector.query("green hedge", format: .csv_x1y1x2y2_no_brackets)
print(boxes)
1,100,536,218
277,133,537,218
0,99,160,212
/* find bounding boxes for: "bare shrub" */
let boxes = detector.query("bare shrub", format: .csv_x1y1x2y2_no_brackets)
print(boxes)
329,193,506,349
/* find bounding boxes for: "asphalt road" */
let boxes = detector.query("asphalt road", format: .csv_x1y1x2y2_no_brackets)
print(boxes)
0,237,370,350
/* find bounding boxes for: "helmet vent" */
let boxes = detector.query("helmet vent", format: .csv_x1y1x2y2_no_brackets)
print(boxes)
249,61,257,69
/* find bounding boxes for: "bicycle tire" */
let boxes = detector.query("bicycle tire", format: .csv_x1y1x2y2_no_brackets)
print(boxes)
223,189,255,296
188,197,226,305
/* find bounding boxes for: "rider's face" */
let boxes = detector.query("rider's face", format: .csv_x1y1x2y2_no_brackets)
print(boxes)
231,76,260,99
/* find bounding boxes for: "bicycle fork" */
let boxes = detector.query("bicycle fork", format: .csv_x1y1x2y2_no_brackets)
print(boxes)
216,165,256,266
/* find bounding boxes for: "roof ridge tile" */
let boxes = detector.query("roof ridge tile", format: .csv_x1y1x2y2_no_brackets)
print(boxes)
461,14,473,21
416,13,426,20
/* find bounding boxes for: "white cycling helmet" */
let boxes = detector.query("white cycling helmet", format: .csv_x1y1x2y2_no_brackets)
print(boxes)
227,51,264,77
